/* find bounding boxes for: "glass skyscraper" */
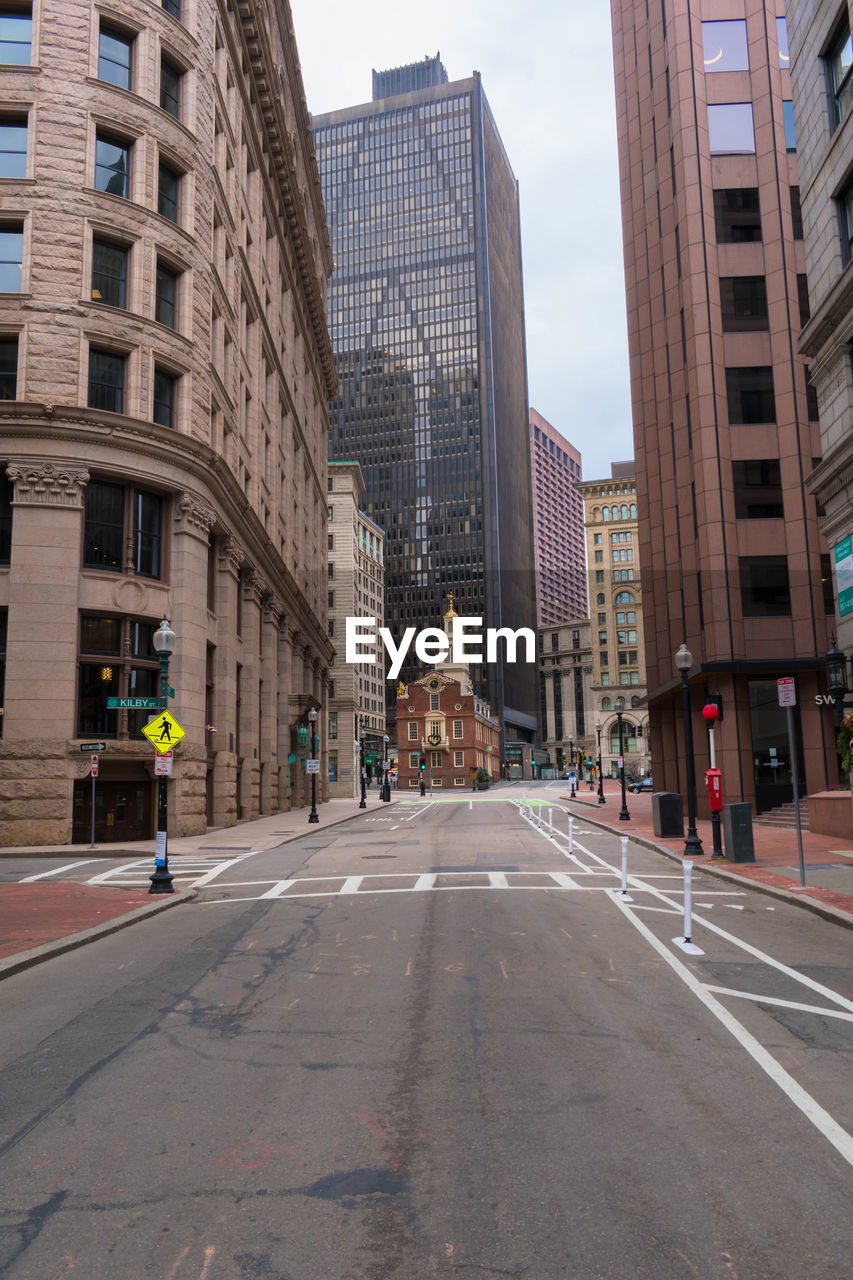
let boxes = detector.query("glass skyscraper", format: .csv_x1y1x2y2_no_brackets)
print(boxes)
312,57,538,744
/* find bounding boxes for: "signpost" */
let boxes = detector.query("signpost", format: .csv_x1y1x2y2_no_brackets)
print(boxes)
89,755,98,847
154,750,173,777
306,758,320,774
778,677,806,887
141,710,186,754
79,741,106,753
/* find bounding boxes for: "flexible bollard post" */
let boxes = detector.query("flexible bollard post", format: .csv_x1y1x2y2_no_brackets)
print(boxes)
672,860,704,954
548,807,553,833
568,815,574,856
619,834,633,901
537,804,542,829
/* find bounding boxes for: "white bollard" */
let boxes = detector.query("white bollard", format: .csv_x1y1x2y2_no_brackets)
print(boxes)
568,815,574,855
537,804,542,829
619,834,633,901
672,861,705,954
548,807,553,833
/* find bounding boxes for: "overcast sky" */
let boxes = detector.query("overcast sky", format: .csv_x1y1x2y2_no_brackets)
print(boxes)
288,0,634,482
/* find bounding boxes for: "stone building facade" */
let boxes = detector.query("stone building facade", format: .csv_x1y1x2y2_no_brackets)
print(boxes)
537,621,596,777
0,0,336,844
576,464,650,781
396,602,500,791
326,461,385,799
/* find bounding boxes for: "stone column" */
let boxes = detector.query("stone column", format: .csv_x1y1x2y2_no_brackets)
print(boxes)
211,536,245,828
238,569,263,819
170,491,217,836
1,462,88,845
259,593,282,815
277,620,294,810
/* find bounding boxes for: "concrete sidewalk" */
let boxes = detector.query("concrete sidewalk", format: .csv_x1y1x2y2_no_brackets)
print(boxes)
556,780,853,928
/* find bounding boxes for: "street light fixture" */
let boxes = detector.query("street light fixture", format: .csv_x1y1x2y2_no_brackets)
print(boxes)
596,721,605,804
149,617,177,894
308,706,319,824
675,642,703,856
615,697,630,821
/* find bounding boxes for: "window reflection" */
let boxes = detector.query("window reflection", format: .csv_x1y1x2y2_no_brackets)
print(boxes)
702,20,749,72
776,17,789,68
708,103,755,154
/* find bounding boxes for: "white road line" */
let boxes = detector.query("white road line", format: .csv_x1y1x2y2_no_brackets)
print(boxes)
260,880,294,899
20,859,101,882
703,986,853,1024
611,892,853,1169
488,872,508,888
86,859,149,884
192,851,255,886
549,871,581,890
414,873,436,891
340,876,363,894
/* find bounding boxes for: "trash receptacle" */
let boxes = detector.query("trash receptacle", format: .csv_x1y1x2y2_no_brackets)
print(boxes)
723,802,755,862
652,792,683,838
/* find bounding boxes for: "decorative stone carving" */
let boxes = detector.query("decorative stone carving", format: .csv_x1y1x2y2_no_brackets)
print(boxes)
243,570,267,605
7,462,89,508
264,595,285,624
112,578,148,616
218,537,246,578
175,491,218,540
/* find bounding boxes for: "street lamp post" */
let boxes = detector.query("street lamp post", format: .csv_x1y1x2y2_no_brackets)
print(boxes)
568,736,576,796
596,721,605,804
308,706,319,823
359,715,367,809
149,617,176,894
382,733,391,802
675,643,703,856
615,699,631,821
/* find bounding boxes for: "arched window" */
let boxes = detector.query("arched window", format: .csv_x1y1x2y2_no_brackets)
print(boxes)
593,507,600,521
621,505,628,519
610,719,638,753
597,593,605,605
611,505,619,520
631,697,641,708
602,507,610,521
615,591,635,604
630,503,637,518
601,697,611,710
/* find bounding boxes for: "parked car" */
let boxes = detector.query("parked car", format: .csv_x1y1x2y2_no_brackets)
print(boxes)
629,776,654,793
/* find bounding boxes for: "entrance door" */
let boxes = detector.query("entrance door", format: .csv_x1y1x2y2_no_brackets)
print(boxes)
748,678,805,813
72,780,153,843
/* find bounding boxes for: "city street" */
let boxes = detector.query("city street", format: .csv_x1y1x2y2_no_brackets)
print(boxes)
0,789,851,1278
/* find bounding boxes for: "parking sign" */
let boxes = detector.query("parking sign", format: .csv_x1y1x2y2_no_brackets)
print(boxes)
777,677,796,707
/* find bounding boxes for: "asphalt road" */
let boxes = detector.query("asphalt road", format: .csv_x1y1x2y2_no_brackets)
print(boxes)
0,793,851,1279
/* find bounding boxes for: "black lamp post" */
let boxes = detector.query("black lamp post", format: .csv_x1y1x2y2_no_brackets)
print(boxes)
359,714,367,809
149,616,176,895
568,736,576,796
615,698,631,821
382,733,391,802
596,721,605,804
308,706,319,823
675,642,703,855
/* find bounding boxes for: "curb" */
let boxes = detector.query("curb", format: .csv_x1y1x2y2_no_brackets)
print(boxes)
575,811,853,932
0,888,197,982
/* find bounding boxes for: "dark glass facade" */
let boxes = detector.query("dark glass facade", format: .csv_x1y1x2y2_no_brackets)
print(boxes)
313,65,537,741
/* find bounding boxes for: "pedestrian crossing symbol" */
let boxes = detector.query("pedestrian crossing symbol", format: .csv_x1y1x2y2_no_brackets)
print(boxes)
141,710,186,754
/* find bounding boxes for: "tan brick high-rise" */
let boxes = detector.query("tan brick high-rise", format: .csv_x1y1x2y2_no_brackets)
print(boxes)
0,0,335,843
610,0,833,820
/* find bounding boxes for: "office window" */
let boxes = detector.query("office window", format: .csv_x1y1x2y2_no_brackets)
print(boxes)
453,719,463,739
0,471,10,561
726,367,775,424
98,26,133,90
153,366,175,427
702,20,748,72
782,100,796,152
820,554,835,615
790,186,803,239
77,614,159,739
708,103,755,153
0,116,26,177
88,348,125,414
162,0,180,17
0,7,31,64
732,460,785,520
91,238,128,308
429,693,439,710
155,262,177,328
95,134,130,198
408,721,418,741
430,751,441,767
160,57,181,118
0,224,22,291
776,16,789,68
797,274,811,327
158,162,179,222
827,15,853,131
132,489,162,577
740,557,791,617
720,276,768,331
454,750,464,767
0,334,17,398
840,181,853,265
328,711,337,740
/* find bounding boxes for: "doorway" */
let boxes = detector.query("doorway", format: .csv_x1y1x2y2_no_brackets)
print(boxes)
72,779,153,843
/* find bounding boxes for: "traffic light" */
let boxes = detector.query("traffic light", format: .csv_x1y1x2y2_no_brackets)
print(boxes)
419,755,426,771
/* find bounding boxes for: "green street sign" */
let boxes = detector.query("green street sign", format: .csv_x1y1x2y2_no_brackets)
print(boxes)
107,697,160,709
835,536,853,618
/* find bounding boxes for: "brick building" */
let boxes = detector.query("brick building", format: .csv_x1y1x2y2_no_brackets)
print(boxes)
0,0,335,843
396,600,500,791
326,462,385,799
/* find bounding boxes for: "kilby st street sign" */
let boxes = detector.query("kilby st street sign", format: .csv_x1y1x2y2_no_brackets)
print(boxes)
141,710,186,754
107,697,160,709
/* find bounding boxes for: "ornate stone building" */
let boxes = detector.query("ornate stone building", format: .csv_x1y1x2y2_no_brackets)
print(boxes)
537,621,595,778
0,0,335,844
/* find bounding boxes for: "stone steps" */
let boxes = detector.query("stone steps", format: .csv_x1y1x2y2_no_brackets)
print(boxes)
754,800,810,830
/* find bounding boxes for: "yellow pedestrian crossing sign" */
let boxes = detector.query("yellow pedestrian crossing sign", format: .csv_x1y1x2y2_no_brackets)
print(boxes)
141,710,186,754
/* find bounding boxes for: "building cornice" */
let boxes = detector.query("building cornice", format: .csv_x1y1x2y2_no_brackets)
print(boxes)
798,258,853,358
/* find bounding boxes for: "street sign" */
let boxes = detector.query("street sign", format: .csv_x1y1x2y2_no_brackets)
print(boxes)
154,754,173,777
107,697,160,709
80,742,106,752
141,710,186,754
306,758,320,774
91,753,98,777
835,536,853,617
777,677,796,707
